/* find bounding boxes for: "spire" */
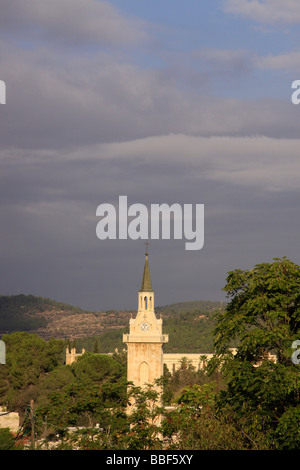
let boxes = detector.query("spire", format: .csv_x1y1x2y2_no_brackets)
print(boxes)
139,248,153,292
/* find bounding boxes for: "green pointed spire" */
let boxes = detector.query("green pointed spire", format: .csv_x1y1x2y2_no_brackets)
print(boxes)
139,251,153,292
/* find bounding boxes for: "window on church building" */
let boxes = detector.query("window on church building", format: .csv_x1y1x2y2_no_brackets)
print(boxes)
139,361,150,386
144,296,148,310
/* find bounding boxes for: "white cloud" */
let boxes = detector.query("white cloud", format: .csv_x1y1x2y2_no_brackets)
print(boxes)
101,134,300,191
3,134,299,193
255,50,300,69
224,0,300,24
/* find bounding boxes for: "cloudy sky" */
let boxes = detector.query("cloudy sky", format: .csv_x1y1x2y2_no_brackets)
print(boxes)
1,0,300,311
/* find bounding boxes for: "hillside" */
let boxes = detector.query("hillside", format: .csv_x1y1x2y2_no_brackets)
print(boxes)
70,301,224,354
0,294,85,335
156,300,224,314
0,294,132,341
0,295,224,352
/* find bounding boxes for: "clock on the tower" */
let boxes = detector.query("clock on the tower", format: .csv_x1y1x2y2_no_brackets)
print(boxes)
140,322,150,331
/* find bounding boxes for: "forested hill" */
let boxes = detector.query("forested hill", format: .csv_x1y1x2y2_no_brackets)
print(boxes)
158,301,224,353
76,301,225,354
0,294,129,340
0,294,87,333
156,300,224,315
0,295,224,352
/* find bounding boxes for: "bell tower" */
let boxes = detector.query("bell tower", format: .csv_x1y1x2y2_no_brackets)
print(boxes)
123,249,168,393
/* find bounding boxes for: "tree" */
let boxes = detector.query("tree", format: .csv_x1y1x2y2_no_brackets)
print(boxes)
36,352,128,448
53,383,164,450
124,383,164,450
210,257,300,449
179,357,194,371
177,383,216,411
162,383,268,450
0,332,65,409
0,428,17,450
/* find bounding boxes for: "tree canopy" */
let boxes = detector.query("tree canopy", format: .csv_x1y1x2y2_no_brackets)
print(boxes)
1,257,300,450
210,257,300,449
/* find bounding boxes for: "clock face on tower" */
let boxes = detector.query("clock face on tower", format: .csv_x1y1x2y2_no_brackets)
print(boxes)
140,322,150,332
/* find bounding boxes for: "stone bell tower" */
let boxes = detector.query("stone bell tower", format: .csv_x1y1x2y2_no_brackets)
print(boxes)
123,249,168,393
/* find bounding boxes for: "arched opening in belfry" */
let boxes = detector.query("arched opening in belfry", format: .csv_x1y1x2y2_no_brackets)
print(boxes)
144,296,148,310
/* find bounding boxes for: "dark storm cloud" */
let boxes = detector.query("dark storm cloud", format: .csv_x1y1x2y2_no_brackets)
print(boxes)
1,43,299,152
1,0,300,310
1,134,300,310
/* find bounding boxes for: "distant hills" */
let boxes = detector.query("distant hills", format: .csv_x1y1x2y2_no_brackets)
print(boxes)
0,294,83,333
0,295,225,353
0,294,130,341
156,300,224,315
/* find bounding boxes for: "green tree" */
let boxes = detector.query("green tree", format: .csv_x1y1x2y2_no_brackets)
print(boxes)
162,384,268,450
37,353,127,446
177,383,216,411
0,428,17,450
0,332,65,409
179,357,194,371
124,383,164,450
210,257,300,449
70,352,125,386
62,384,164,450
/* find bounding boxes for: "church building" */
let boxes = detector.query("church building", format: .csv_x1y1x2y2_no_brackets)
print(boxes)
123,249,168,395
66,251,216,373
66,251,277,393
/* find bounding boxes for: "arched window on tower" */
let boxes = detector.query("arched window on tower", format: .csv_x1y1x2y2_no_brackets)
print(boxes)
139,361,150,386
144,296,148,310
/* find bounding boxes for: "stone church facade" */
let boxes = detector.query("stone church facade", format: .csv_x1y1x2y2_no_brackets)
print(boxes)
122,250,168,391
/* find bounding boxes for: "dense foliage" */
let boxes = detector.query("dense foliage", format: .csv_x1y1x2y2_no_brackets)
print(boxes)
0,294,86,332
163,311,216,353
0,427,20,450
76,308,219,354
209,257,300,449
0,295,219,354
0,257,299,450
0,332,66,408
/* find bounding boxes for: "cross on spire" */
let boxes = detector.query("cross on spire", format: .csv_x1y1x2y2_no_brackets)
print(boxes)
144,240,150,255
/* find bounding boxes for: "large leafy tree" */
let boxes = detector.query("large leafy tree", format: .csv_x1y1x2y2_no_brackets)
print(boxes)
210,257,300,449
162,382,269,450
214,257,300,361
37,353,127,435
0,332,65,408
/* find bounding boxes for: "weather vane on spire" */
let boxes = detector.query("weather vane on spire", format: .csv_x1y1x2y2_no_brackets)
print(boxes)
145,240,150,255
